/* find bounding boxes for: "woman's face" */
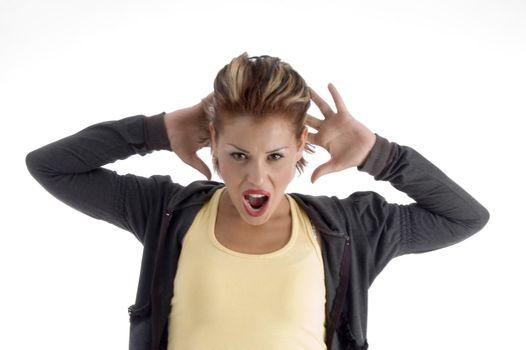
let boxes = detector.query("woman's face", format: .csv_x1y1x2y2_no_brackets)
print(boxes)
211,115,306,226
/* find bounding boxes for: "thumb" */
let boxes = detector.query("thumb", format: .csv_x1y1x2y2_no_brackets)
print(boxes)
311,160,337,183
184,154,212,181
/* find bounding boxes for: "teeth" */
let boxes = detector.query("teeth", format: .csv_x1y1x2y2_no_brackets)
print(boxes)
248,194,265,199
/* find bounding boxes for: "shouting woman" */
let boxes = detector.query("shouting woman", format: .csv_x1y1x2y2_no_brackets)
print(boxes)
26,53,489,349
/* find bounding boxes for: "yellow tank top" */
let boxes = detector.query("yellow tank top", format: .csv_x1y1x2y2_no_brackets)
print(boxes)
167,187,326,349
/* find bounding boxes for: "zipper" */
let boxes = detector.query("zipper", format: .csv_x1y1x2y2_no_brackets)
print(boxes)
325,232,351,347
150,209,174,350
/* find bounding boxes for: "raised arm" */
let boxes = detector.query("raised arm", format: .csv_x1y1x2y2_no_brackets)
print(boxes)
307,84,490,275
25,97,212,243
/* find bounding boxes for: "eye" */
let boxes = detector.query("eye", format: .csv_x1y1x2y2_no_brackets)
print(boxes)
230,152,247,161
268,153,284,161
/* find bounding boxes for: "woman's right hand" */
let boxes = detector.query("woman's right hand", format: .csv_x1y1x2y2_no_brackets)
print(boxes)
164,94,213,180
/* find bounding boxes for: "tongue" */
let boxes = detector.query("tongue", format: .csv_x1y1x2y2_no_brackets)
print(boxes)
248,196,267,209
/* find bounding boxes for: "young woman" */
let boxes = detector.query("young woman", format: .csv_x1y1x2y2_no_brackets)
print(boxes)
26,53,489,350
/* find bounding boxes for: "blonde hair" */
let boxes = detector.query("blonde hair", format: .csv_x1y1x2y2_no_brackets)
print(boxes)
205,52,313,173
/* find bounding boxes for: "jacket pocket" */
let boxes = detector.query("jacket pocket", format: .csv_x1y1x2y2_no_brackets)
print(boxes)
128,300,152,350
128,300,151,321
335,318,369,350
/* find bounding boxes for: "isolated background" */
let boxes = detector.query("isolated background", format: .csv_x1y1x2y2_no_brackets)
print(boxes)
2,0,525,349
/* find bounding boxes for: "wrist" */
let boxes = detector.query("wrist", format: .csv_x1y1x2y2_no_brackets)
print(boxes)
357,134,393,177
145,113,171,151
357,132,377,167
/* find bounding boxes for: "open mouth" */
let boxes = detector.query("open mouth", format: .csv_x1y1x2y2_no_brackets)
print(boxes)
242,190,270,217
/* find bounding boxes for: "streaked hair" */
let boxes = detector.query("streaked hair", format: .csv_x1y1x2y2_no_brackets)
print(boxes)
205,52,313,173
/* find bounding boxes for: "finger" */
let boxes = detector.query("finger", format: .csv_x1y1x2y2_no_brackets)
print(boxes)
309,87,334,117
327,83,348,114
194,157,212,180
184,154,212,180
305,114,322,130
307,132,319,145
311,160,337,183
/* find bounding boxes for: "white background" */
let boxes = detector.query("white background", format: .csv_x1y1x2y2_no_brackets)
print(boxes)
2,0,525,349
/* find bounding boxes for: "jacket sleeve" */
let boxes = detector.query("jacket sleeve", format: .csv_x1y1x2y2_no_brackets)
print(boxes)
25,112,181,243
348,135,490,276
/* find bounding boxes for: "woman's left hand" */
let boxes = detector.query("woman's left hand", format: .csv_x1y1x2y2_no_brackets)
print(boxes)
306,83,376,183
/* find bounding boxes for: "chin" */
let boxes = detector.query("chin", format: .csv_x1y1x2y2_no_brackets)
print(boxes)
236,199,277,226
236,205,273,226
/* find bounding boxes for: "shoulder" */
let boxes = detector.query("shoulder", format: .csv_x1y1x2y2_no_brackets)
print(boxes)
167,180,225,210
290,191,392,232
291,191,389,214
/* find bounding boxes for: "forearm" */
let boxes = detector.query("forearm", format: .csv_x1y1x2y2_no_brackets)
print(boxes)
25,113,174,239
26,113,169,176
359,135,490,254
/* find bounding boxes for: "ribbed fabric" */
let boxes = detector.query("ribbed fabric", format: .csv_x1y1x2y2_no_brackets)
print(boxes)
144,112,171,151
357,134,393,177
167,188,326,349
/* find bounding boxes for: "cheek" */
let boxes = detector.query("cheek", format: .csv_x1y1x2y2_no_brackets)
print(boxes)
272,163,297,188
215,156,249,188
216,157,235,180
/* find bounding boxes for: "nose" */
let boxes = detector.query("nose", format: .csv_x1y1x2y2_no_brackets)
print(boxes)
246,159,267,186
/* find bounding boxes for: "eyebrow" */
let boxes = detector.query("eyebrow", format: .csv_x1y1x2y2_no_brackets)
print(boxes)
226,144,288,154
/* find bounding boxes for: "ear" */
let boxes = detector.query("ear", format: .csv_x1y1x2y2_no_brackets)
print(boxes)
209,123,218,156
209,123,223,178
296,126,308,161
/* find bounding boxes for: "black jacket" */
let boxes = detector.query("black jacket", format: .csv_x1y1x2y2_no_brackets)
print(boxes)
26,113,489,349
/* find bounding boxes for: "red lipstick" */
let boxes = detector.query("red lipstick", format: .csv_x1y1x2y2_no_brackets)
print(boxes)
242,189,271,217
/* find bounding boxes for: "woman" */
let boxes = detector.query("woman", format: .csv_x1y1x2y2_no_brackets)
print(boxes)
26,53,489,350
